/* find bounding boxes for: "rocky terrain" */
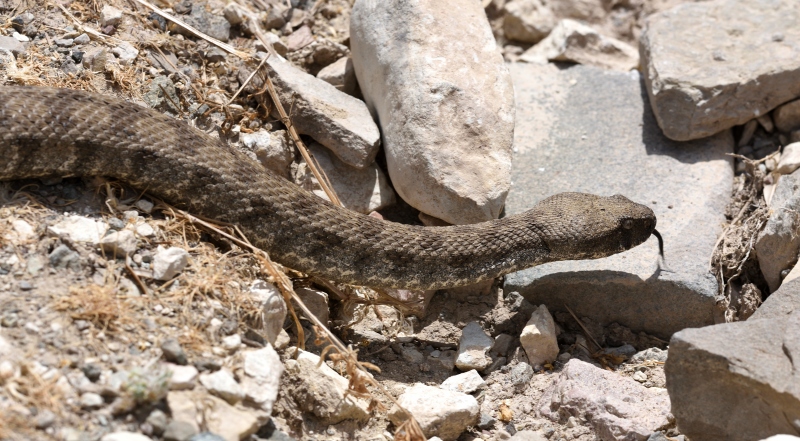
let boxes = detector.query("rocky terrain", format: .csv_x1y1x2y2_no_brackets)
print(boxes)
0,0,799,441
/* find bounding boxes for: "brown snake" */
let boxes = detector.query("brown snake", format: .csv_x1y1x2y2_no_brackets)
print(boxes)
0,86,661,289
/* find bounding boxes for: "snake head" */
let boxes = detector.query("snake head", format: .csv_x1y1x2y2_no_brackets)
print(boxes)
533,192,657,261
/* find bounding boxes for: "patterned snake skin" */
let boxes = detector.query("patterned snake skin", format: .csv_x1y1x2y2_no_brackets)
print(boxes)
0,87,659,289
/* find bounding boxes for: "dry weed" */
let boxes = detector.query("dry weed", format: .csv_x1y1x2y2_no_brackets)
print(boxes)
710,154,772,322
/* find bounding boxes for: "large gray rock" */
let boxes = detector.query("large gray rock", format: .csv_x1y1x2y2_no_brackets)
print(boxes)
755,171,800,292
640,0,800,141
242,56,381,169
666,312,800,441
504,63,733,338
350,0,515,224
538,359,672,441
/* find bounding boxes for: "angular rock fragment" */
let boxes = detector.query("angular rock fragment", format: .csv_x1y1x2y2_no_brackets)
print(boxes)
503,0,556,44
521,19,639,71
640,0,800,141
351,0,515,224
455,322,494,372
754,171,800,292
519,304,559,367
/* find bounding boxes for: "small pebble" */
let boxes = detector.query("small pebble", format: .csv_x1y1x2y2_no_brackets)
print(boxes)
73,33,90,45
35,409,57,429
107,218,126,230
161,338,188,365
19,280,33,291
145,409,168,435
82,363,102,382
80,392,104,409
164,420,198,441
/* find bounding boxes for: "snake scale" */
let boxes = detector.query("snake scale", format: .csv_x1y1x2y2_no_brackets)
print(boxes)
0,86,660,289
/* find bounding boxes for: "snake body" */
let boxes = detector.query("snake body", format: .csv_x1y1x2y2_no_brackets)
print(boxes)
0,87,658,289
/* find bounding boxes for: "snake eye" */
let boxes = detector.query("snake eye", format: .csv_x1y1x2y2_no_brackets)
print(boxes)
622,219,633,230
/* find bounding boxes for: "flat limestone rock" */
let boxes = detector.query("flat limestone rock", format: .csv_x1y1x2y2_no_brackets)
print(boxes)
640,0,800,141
666,312,800,441
503,63,733,338
350,0,515,224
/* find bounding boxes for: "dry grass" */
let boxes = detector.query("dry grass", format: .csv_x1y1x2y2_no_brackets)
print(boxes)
710,154,772,322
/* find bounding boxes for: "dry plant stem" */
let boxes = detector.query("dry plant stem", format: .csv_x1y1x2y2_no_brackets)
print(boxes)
128,2,341,206
255,58,343,206
564,304,602,352
133,0,249,58
168,207,425,434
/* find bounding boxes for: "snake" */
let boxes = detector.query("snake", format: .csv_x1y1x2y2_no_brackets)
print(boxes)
0,86,661,289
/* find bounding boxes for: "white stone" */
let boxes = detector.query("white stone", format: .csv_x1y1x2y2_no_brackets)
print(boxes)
133,221,156,237
351,0,515,224
249,280,286,345
99,230,137,257
100,5,124,27
503,0,556,44
294,142,396,214
80,392,104,409
134,199,154,214
221,334,242,352
241,345,283,413
165,363,198,390
242,129,294,177
166,391,199,432
520,19,639,71
12,32,30,42
441,369,486,394
11,219,35,241
100,432,153,441
520,304,559,367
293,286,330,325
199,369,244,404
0,360,16,380
48,215,107,244
112,41,138,65
455,322,494,371
776,143,800,175
388,383,479,441
152,246,189,280
295,350,371,422
203,394,261,441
